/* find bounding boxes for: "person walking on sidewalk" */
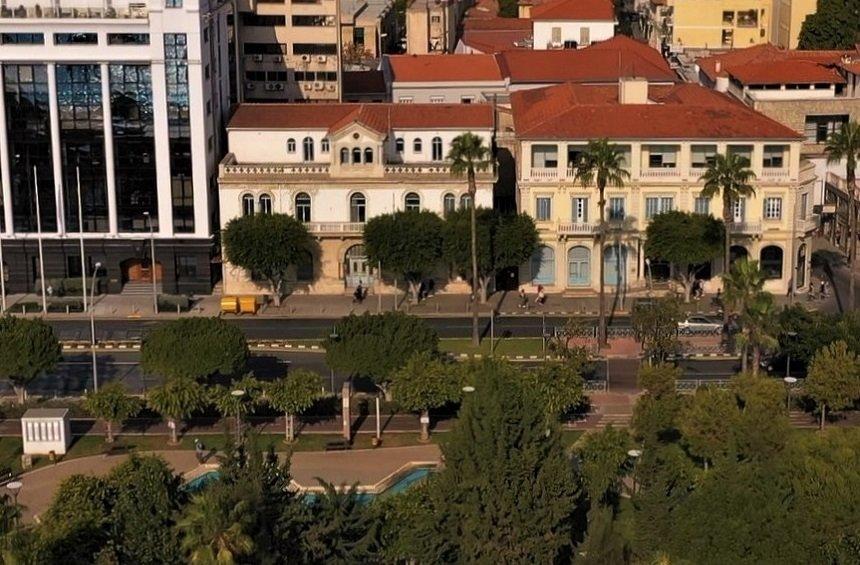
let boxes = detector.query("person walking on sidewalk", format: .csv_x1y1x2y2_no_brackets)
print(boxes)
518,288,528,309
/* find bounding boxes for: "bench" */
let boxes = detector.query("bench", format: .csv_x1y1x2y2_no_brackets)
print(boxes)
325,440,351,452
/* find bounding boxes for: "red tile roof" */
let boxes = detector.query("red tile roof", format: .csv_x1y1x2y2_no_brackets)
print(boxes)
530,0,614,21
460,29,533,53
729,60,845,85
698,43,857,84
464,16,532,30
511,82,802,140
229,103,495,132
387,53,505,82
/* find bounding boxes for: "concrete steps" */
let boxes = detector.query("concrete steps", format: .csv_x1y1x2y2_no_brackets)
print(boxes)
121,281,163,296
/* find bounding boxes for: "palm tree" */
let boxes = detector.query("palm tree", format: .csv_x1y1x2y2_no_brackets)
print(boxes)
147,376,207,444
722,258,766,316
178,490,255,565
449,132,493,347
825,121,860,310
699,153,756,325
574,139,630,347
736,291,779,376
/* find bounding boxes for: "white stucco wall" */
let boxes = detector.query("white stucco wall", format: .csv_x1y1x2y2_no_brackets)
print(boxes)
532,20,615,49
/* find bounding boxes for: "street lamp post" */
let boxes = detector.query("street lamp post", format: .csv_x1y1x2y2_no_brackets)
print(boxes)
783,376,797,411
6,481,22,526
783,331,797,378
143,211,158,314
329,328,338,393
627,449,642,494
89,262,102,393
230,389,246,440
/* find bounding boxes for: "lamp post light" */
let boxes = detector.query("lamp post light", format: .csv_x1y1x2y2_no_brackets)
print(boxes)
6,480,22,526
645,257,653,296
328,328,338,393
89,262,102,392
462,385,475,394
783,376,797,411
143,211,158,314
627,449,642,494
230,389,246,440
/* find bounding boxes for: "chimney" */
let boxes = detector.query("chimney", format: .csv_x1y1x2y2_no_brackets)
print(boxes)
715,60,722,73
619,77,649,104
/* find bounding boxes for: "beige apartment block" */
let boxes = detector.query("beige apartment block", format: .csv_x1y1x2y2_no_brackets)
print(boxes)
406,0,470,54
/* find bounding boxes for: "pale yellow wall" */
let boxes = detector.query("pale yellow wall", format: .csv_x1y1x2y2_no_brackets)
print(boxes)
772,0,816,48
670,0,771,49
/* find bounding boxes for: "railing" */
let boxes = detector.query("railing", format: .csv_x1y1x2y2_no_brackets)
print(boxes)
557,222,599,235
0,1,148,19
688,167,707,179
528,167,561,180
222,161,331,176
827,171,850,192
728,221,762,234
676,379,732,392
795,216,819,233
640,167,681,178
306,222,364,234
383,163,452,175
760,168,791,180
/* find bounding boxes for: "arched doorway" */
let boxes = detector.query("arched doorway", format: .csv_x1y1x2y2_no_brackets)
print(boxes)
530,245,555,285
729,245,748,267
344,245,373,287
604,244,626,286
796,244,807,288
567,246,590,286
121,258,162,284
760,245,783,280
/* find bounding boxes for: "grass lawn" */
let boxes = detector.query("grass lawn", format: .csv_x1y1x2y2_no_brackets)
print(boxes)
439,337,546,358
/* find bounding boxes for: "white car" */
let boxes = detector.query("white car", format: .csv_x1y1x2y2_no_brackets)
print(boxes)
678,315,722,335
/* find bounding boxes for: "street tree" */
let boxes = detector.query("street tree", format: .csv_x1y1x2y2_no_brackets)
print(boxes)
448,132,493,346
798,0,860,49
736,291,779,375
0,316,61,404
806,340,860,429
324,312,439,390
209,374,265,436
575,504,629,565
679,387,739,470
147,377,207,444
524,361,585,419
575,426,630,508
266,369,324,442
390,351,462,441
730,372,790,459
825,121,860,310
222,213,313,306
644,210,724,302
300,481,380,564
631,297,683,364
363,210,444,303
83,382,143,443
632,364,682,446
723,258,766,316
141,317,249,382
574,139,630,347
699,153,756,325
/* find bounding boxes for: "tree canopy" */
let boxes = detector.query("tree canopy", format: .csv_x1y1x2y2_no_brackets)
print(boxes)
84,382,142,443
798,0,860,49
806,340,860,429
0,316,61,404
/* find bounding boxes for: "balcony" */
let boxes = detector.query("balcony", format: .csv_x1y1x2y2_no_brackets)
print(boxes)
795,216,819,234
688,167,707,179
0,1,148,19
528,167,561,181
640,168,681,179
728,221,762,234
221,160,331,178
826,171,850,194
558,222,599,235
760,168,790,181
306,222,364,235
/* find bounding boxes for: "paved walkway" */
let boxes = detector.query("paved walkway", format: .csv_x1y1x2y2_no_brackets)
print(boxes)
15,444,441,524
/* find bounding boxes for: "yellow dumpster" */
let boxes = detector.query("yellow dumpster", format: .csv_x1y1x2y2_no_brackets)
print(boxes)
220,296,239,314
239,296,258,315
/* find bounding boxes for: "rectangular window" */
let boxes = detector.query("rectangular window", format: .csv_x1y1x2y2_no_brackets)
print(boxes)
1,33,44,45
242,13,287,26
737,9,758,27
733,198,746,222
107,33,150,45
165,33,195,233
54,33,98,45
763,145,786,168
804,114,848,143
609,197,625,220
176,255,198,279
722,10,734,25
430,95,444,103
572,197,588,223
727,145,753,167
800,193,808,219
536,197,552,221
293,43,337,55
551,27,561,43
244,43,288,55
461,96,474,104
694,196,710,215
354,27,365,46
532,144,558,168
691,144,717,168
764,197,782,220
645,196,674,219
567,145,587,170
615,144,632,170
291,15,335,26
722,29,734,47
647,145,678,168
165,0,183,7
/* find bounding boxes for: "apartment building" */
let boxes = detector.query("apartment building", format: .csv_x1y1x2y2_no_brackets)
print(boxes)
530,0,615,50
0,0,231,295
218,103,495,295
340,0,397,62
405,0,470,54
510,79,817,296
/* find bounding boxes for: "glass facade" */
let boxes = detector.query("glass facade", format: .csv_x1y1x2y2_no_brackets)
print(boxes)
56,64,109,232
165,33,194,233
4,64,57,232
110,64,158,231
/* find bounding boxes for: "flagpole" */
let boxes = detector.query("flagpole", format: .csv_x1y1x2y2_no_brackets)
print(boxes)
33,166,47,314
76,166,88,312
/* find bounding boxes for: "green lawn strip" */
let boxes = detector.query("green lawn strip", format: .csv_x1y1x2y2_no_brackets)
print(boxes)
439,337,545,357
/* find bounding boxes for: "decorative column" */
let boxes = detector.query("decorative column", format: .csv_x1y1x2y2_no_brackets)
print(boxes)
0,65,12,234
46,63,64,234
100,62,118,235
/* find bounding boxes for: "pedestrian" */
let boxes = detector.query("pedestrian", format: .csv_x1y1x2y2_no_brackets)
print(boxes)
535,285,546,306
194,438,205,463
353,281,364,303
518,288,528,309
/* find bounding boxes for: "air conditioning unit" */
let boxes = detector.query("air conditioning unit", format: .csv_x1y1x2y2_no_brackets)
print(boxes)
326,84,335,91
252,54,264,62
301,54,311,62
313,81,323,90
275,83,285,91
273,55,283,63
246,82,256,90
303,83,313,91
316,55,327,63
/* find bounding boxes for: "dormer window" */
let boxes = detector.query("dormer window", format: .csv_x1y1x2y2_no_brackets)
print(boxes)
413,138,422,153
364,148,374,163
287,138,296,153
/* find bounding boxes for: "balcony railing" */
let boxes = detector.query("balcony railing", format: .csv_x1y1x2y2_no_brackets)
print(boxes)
558,222,599,235
0,1,148,19
760,168,790,180
795,216,819,233
728,221,762,234
826,171,850,193
306,222,364,234
640,167,681,178
222,162,331,176
528,167,561,180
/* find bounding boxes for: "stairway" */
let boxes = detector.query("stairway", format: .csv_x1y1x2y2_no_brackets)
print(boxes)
122,281,163,296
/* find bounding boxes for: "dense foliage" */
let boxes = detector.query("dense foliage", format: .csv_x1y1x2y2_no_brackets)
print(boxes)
0,316,61,404
798,0,860,49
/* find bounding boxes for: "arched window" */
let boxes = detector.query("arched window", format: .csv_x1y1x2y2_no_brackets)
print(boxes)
443,193,456,216
796,243,807,288
241,194,255,217
350,192,366,223
340,147,349,164
405,192,420,211
760,245,783,280
364,148,374,164
321,138,330,153
431,137,443,161
603,244,627,286
413,138,422,153
460,194,473,209
729,245,749,267
567,246,590,286
259,194,272,215
352,147,362,164
302,137,314,161
286,138,296,153
530,246,555,285
395,138,404,153
295,192,311,223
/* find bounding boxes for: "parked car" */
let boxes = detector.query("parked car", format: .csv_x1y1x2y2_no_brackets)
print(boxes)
678,315,722,335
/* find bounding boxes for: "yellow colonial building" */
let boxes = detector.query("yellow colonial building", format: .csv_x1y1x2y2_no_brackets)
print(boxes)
510,78,818,296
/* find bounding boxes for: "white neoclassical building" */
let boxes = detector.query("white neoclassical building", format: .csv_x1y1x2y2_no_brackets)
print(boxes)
218,103,496,295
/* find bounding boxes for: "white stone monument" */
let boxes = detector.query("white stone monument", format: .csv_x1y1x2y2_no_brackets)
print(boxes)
21,408,72,455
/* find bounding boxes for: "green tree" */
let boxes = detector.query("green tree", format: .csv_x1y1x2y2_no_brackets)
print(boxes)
363,210,444,304
83,381,142,443
575,505,629,565
266,369,324,442
324,312,439,390
299,481,380,563
575,426,630,507
730,373,790,459
39,474,114,562
141,317,249,381
798,0,860,49
644,210,724,302
390,351,462,441
574,139,630,347
825,121,860,310
0,316,61,404
449,132,493,347
699,153,756,325
208,374,265,437
407,361,580,562
723,259,766,315
525,361,585,418
222,213,313,306
147,377,207,444
679,387,738,470
632,364,682,447
631,297,683,364
178,487,255,565
806,341,860,430
777,305,844,373
736,291,779,375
